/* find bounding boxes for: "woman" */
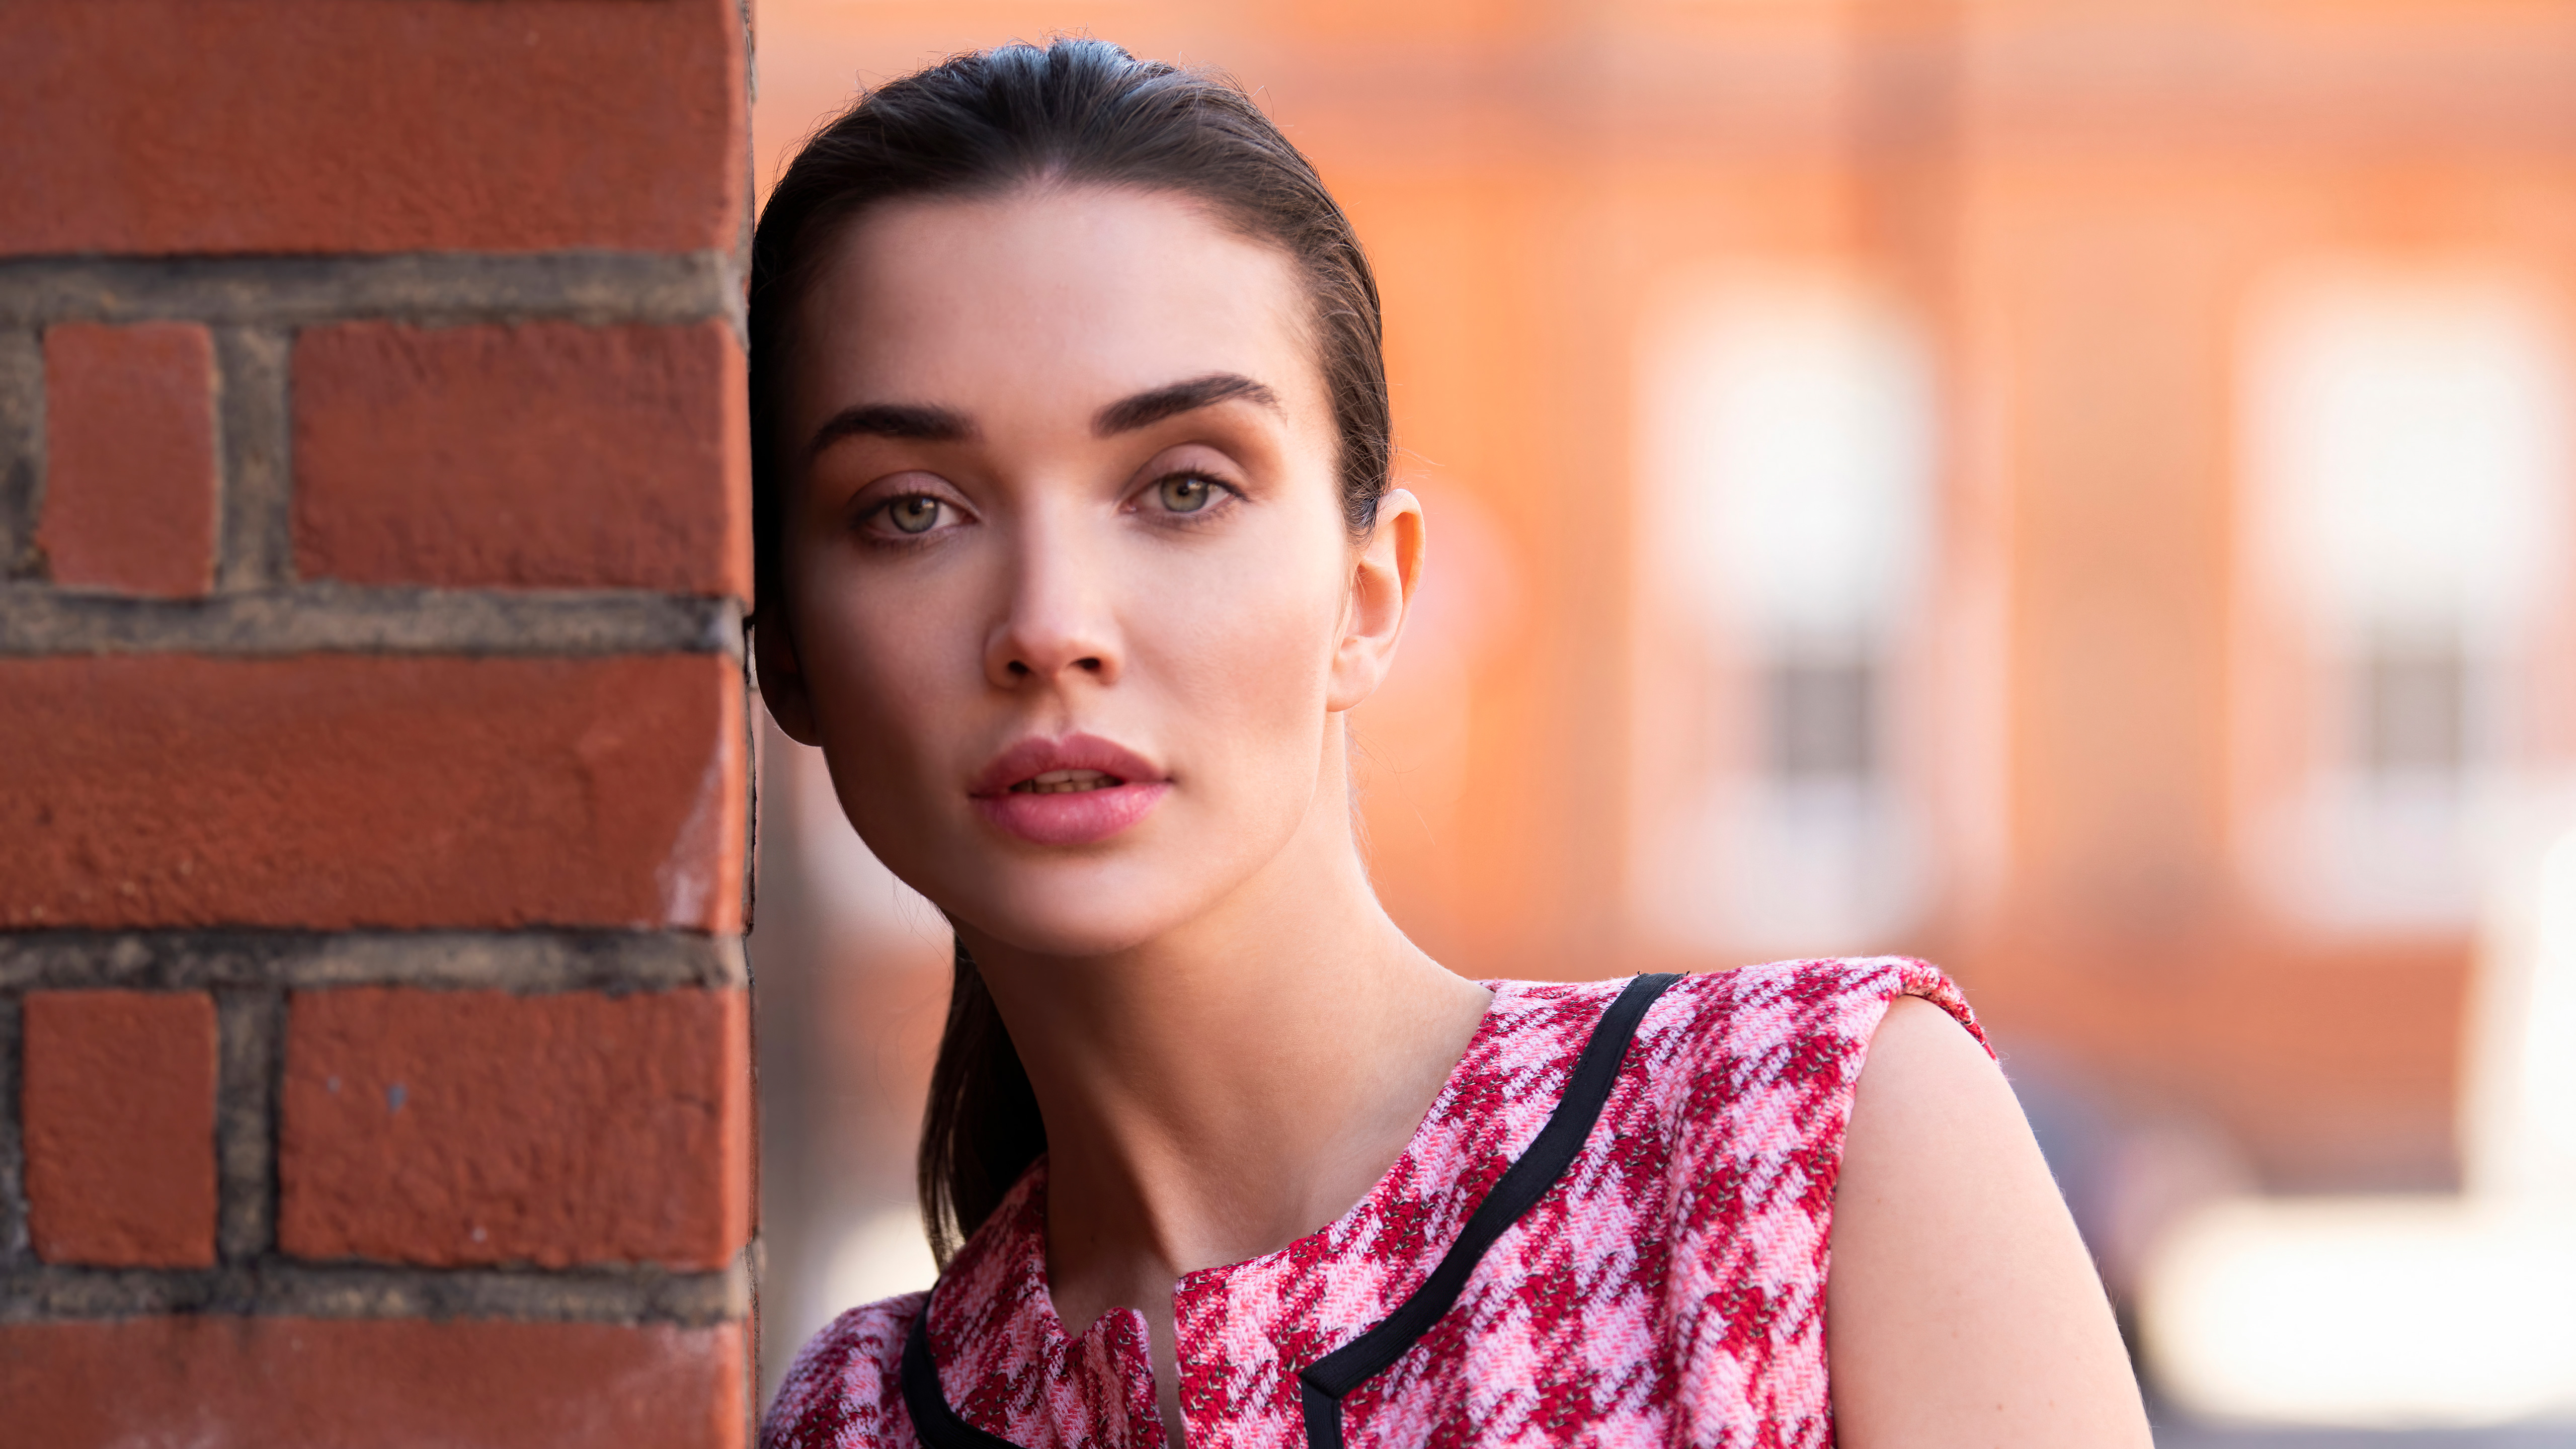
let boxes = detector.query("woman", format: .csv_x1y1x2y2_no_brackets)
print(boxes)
753,39,2149,1449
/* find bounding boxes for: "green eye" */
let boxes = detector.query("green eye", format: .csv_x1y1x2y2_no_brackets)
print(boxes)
1156,474,1215,513
887,496,942,534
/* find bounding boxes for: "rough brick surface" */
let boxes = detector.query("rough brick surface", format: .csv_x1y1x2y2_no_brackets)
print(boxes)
0,654,745,931
280,988,749,1269
22,991,217,1266
1,1318,745,1448
0,0,745,256
294,321,750,596
38,322,217,597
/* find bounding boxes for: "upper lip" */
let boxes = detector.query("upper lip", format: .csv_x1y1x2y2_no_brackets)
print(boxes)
968,733,1166,797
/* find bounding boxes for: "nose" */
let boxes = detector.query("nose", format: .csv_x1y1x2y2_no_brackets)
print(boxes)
982,510,1121,690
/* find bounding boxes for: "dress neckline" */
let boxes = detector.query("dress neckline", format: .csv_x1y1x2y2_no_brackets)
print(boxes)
949,979,1525,1353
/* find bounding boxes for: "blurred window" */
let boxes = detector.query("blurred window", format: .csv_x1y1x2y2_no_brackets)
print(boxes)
1765,651,1877,783
2240,271,2571,929
1632,275,1936,955
2357,630,2467,781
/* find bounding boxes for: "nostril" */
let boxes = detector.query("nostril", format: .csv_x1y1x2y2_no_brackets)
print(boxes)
1077,658,1103,672
1007,660,1032,677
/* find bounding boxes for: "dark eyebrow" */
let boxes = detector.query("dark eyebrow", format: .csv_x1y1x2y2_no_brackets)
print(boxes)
1093,373,1281,437
807,402,976,458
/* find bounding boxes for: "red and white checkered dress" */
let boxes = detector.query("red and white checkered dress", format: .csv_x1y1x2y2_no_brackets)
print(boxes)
763,956,1983,1449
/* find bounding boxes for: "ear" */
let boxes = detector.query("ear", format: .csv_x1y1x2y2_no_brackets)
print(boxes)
752,599,823,746
1327,487,1425,713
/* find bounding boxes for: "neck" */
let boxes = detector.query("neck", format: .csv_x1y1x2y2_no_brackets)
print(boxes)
956,732,1491,1335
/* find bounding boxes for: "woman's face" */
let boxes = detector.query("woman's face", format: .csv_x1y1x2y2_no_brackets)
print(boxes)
767,185,1413,958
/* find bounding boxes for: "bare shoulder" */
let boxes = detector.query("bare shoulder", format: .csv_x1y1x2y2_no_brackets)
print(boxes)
1827,996,2152,1449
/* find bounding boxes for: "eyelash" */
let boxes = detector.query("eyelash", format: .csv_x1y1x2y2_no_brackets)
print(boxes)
851,470,1246,549
856,492,964,549
1138,470,1244,522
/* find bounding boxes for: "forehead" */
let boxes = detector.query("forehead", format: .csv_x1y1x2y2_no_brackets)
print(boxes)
795,185,1319,424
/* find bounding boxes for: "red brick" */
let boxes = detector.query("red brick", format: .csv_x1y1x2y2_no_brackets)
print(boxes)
0,0,744,256
280,988,749,1270
21,991,217,1267
0,1318,745,1449
0,654,744,931
37,322,217,597
294,321,750,596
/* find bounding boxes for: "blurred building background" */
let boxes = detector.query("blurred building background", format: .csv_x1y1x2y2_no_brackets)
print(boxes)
744,2,2576,1439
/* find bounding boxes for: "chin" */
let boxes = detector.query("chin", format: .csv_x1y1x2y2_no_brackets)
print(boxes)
947,882,1187,961
918,834,1240,959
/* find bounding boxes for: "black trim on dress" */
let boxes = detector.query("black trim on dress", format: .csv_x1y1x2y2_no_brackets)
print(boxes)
901,972,1684,1449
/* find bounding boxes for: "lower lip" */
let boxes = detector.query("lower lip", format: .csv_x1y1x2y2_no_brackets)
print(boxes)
972,781,1170,846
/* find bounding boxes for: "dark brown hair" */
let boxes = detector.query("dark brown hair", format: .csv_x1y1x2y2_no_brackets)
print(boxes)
747,38,1393,1265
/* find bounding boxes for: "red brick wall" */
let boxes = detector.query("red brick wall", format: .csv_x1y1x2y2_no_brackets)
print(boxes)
0,4,757,1443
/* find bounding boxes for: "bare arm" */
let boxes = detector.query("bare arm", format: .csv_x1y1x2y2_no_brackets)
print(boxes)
1826,996,2152,1448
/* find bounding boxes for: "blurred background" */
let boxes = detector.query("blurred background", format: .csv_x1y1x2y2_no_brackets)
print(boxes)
743,2,2576,1441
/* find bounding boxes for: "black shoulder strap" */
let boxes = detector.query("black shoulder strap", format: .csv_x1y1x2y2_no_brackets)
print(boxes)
1296,972,1680,1448
901,972,1685,1449
903,1290,1022,1449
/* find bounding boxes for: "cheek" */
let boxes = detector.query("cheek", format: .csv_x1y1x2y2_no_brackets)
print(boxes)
787,549,977,797
1139,537,1349,762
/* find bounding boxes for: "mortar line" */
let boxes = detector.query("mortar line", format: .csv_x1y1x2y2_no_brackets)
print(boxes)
0,586,742,658
215,987,281,1263
0,252,744,331
212,326,294,592
0,930,748,994
0,1254,754,1326
0,995,25,1266
0,327,43,583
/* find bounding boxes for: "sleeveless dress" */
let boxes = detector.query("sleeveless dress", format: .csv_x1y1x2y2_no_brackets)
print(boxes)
763,956,1986,1449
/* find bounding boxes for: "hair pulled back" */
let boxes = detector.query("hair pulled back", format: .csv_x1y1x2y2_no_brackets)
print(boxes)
747,39,1393,1264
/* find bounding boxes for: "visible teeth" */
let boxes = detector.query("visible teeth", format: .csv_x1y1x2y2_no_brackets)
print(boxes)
1012,769,1121,795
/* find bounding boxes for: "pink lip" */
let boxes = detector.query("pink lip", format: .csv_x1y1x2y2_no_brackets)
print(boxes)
969,733,1170,847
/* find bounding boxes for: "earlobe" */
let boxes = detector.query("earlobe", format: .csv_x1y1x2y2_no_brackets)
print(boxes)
752,607,823,746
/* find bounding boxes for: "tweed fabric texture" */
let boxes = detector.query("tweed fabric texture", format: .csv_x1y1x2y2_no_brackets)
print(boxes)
763,957,1983,1449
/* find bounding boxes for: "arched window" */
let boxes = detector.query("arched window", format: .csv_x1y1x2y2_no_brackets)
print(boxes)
1630,274,1938,955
